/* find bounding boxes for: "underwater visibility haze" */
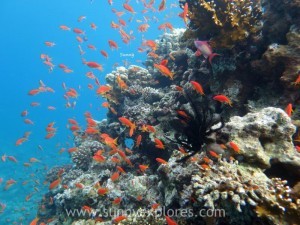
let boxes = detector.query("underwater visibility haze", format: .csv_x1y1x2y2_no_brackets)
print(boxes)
0,0,300,225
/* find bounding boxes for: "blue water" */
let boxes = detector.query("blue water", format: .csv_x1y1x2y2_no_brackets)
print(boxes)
0,0,182,223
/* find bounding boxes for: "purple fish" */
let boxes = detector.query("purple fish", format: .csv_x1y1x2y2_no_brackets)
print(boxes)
194,40,219,64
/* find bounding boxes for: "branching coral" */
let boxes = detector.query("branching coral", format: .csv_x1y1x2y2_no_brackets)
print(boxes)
181,0,263,48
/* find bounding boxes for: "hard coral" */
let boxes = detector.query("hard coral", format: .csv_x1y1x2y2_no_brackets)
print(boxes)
72,140,104,171
181,0,263,48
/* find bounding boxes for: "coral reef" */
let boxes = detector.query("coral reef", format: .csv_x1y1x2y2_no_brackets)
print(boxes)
220,107,299,169
72,140,104,171
34,20,300,225
251,25,300,90
181,0,263,48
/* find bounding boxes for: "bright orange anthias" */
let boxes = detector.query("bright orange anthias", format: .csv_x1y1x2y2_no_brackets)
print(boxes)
154,138,165,149
292,73,300,85
284,103,293,117
123,3,135,13
178,3,189,26
213,95,232,107
96,85,112,96
142,40,157,51
154,59,174,80
93,150,106,163
118,117,136,137
116,75,128,90
190,81,205,95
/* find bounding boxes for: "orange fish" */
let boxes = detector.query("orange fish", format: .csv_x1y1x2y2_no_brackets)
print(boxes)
82,205,92,213
85,127,99,134
208,150,219,158
119,117,136,137
142,40,157,51
118,116,133,127
201,164,210,170
21,110,28,117
29,157,40,163
285,103,293,117
100,50,109,58
154,138,164,149
84,61,103,71
49,178,61,190
190,81,204,95
178,3,189,26
158,0,166,11
202,156,212,164
30,218,39,225
123,3,135,13
30,102,40,107
114,215,127,223
59,25,71,31
93,154,106,163
213,95,232,106
229,141,240,153
111,172,120,182
111,156,121,164
75,183,84,189
28,89,40,96
136,135,142,147
90,22,97,30
108,40,118,50
177,110,190,120
44,41,55,47
98,187,109,195
152,203,160,210
116,166,126,173
87,118,97,127
112,197,122,205
138,24,150,32
96,85,112,95
73,28,84,34
156,158,168,164
166,216,178,225
139,164,149,172
116,75,128,90
146,125,156,133
119,19,126,26
158,22,173,32
154,63,174,80
294,75,300,85
111,21,120,29
15,137,27,146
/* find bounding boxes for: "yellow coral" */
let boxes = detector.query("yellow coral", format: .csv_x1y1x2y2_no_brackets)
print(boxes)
182,0,262,48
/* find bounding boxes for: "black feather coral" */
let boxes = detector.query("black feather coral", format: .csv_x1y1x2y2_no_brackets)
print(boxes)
168,90,224,161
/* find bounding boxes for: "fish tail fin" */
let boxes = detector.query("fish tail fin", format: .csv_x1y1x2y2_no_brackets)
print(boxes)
208,53,220,64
